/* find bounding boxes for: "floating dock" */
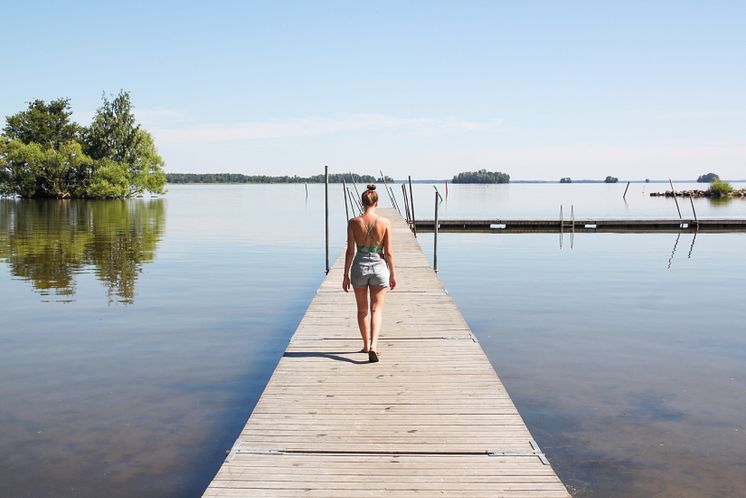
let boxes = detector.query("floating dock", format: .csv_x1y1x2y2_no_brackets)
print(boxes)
203,208,569,497
415,217,746,232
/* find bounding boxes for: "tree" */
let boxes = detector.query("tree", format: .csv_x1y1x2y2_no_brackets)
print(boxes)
604,176,619,183
697,172,719,183
559,177,572,183
1,91,166,198
3,98,81,149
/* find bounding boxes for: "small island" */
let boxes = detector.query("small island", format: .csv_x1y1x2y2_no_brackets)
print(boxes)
451,169,510,183
0,92,166,199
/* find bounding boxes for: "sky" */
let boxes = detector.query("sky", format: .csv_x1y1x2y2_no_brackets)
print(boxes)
1,0,745,180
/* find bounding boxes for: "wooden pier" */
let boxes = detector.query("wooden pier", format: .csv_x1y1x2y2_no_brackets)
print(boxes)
203,208,569,497
416,217,746,232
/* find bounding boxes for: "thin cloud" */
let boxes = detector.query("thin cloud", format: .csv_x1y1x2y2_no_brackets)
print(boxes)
143,113,503,143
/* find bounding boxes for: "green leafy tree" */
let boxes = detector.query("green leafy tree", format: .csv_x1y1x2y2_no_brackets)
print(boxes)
0,139,94,198
1,91,166,198
3,98,81,149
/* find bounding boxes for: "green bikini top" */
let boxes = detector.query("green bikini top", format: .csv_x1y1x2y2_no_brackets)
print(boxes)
357,216,384,254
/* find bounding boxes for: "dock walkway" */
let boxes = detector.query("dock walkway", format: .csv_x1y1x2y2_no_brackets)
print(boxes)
416,217,746,232
204,208,569,497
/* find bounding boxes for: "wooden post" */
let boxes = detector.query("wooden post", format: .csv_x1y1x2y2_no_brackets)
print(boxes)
409,175,417,237
623,181,630,199
342,180,350,221
434,190,440,272
348,187,362,215
349,172,362,200
324,165,330,274
669,179,682,219
689,195,699,228
571,205,575,235
402,184,411,223
388,185,401,214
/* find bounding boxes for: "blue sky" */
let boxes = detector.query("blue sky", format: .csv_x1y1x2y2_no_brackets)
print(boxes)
1,1,744,179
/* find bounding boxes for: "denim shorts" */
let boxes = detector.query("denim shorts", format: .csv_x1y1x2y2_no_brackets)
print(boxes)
350,251,390,288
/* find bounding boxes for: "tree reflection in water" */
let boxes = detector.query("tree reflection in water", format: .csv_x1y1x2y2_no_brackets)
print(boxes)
0,199,165,303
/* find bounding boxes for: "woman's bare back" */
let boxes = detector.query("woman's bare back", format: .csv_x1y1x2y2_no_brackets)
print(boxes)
350,214,389,249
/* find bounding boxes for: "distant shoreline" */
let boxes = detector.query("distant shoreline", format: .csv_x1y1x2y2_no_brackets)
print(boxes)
166,176,746,185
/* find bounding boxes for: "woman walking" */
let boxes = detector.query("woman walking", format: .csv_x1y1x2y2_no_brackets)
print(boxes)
342,184,397,362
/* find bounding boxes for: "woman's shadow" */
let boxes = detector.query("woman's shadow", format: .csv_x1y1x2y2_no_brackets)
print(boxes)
283,351,369,364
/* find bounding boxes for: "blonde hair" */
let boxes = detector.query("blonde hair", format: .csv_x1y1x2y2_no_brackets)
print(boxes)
361,184,378,207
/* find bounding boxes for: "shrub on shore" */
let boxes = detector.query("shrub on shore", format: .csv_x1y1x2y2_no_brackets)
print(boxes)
709,180,733,197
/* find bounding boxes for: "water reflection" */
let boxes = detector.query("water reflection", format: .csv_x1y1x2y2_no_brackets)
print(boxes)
667,231,699,268
0,199,165,303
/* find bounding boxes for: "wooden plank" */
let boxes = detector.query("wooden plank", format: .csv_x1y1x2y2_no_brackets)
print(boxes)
203,208,569,497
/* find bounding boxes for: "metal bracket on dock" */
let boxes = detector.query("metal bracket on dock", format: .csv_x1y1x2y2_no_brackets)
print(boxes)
224,438,242,462
488,439,550,465
235,448,285,455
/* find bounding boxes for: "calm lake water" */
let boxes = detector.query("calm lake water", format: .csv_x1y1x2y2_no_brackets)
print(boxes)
1,183,745,497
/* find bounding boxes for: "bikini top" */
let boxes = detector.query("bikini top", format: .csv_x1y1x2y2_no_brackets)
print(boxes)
358,216,384,254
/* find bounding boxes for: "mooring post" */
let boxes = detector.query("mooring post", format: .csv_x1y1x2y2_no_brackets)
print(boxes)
571,205,575,235
669,179,682,220
409,175,417,237
342,180,350,221
325,165,330,274
623,181,630,199
402,184,411,224
434,190,440,272
689,195,699,229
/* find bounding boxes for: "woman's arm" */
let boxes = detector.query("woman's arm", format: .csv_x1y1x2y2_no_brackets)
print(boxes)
342,220,356,292
383,220,396,290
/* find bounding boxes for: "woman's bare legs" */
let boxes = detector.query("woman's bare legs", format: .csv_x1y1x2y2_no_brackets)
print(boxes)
369,286,388,353
353,287,370,352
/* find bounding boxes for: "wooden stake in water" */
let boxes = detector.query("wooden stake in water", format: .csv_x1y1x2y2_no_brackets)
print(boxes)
669,179,682,219
445,180,449,200
434,190,441,272
623,181,630,199
305,183,309,199
402,184,411,224
689,195,699,229
324,166,330,274
342,180,350,221
408,175,417,237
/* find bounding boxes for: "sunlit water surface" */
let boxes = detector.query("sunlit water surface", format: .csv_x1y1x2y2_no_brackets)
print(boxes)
1,183,745,497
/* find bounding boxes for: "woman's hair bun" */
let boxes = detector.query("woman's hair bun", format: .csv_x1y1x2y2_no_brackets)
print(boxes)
366,184,376,191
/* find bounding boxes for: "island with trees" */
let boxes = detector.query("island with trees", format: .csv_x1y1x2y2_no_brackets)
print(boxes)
451,169,510,184
559,177,572,183
697,172,720,183
166,173,393,184
0,92,166,199
604,176,619,183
